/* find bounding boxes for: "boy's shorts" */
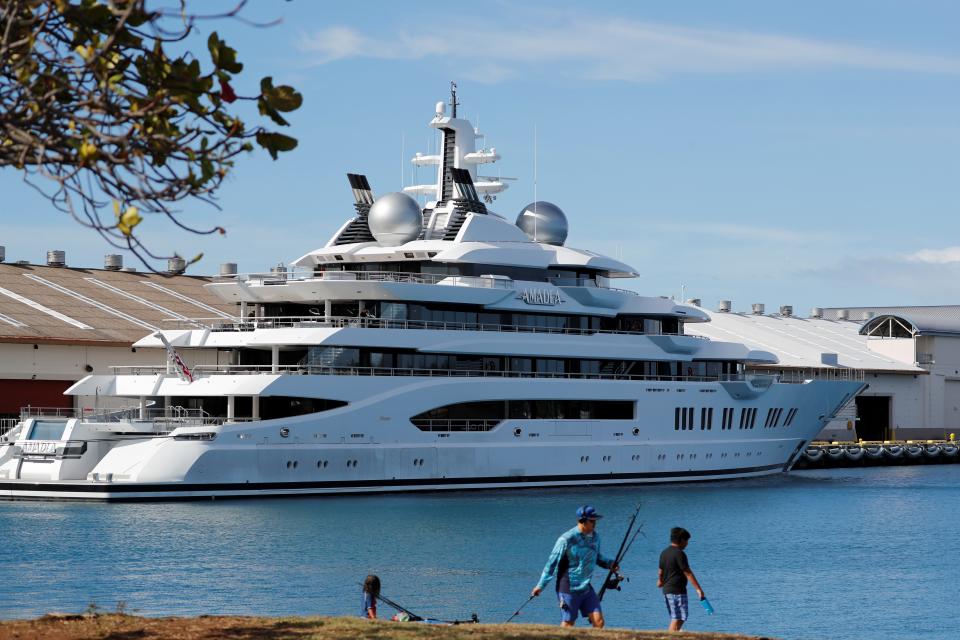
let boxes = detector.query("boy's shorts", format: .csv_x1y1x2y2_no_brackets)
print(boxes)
664,592,689,621
558,586,601,623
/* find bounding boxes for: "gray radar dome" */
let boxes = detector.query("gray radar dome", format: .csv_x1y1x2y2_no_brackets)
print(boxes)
368,192,422,246
516,201,568,246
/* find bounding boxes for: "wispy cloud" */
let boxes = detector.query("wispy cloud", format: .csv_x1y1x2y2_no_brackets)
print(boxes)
297,14,960,82
906,246,960,264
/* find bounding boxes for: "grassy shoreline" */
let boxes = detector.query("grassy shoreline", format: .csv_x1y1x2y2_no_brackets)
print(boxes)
0,614,771,640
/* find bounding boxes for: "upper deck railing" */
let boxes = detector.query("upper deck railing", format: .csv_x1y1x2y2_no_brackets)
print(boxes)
221,269,641,296
159,315,698,339
107,362,766,384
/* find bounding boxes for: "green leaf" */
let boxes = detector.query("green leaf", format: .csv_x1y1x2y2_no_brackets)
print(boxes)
258,98,289,127
260,76,303,113
256,131,298,160
207,31,243,74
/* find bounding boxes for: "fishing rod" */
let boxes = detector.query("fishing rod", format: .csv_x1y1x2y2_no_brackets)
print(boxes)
504,594,536,624
359,583,423,621
362,584,479,625
598,503,643,601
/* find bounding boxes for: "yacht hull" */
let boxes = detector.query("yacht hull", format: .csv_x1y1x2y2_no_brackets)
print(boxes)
0,376,862,501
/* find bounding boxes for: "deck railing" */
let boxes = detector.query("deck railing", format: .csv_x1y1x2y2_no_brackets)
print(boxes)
158,315,697,339
222,269,643,295
108,363,764,384
411,418,503,432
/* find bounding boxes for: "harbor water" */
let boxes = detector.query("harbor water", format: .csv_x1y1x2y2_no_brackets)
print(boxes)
2,465,957,640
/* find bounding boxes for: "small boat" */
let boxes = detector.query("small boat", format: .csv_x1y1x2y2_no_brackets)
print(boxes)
864,445,885,460
904,443,924,459
843,446,865,461
924,444,942,459
884,444,904,459
825,446,845,461
804,447,824,463
941,444,958,458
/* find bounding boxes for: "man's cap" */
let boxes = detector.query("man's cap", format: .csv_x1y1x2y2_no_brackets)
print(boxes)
576,505,603,520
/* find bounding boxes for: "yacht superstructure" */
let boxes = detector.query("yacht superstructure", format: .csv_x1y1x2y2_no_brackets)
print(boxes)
0,88,863,500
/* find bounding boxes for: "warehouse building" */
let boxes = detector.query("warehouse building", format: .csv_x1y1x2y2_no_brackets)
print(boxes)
0,250,235,429
686,302,960,441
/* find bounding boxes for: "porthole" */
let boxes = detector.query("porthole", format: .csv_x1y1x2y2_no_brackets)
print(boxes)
513,427,522,437
632,427,640,436
286,460,292,469
279,427,290,438
293,460,298,469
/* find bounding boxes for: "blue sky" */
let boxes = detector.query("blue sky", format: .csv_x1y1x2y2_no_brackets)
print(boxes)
3,0,959,314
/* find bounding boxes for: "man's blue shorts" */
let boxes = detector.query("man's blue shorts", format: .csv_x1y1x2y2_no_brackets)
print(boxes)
664,593,689,621
558,586,601,624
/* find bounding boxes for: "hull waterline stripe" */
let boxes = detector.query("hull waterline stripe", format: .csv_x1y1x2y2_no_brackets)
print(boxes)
23,274,157,331
0,463,785,495
0,286,92,329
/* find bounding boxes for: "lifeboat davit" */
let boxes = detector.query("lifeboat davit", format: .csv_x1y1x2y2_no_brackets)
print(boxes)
843,446,865,462
864,445,885,460
904,443,924,459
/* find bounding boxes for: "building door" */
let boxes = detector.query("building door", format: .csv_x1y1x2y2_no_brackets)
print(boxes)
855,395,890,441
0,379,73,418
944,380,960,431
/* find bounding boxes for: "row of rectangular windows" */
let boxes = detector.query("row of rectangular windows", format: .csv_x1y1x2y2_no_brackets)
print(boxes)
675,406,799,431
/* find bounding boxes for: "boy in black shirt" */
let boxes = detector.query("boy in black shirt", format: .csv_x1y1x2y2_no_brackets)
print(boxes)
657,527,705,632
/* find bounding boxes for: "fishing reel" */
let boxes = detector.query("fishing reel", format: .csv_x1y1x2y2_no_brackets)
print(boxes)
603,572,629,592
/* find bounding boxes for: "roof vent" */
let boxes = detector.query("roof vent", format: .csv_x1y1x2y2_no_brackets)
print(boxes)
811,307,823,318
219,262,238,277
167,257,186,274
751,303,765,315
46,250,65,267
837,309,849,321
0,246,5,263
718,300,731,313
685,298,701,308
779,305,793,317
104,254,123,271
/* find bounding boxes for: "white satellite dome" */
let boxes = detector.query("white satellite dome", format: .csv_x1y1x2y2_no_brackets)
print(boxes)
516,201,568,246
368,192,422,246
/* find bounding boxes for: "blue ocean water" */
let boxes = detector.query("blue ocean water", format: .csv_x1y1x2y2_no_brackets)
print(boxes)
1,465,957,640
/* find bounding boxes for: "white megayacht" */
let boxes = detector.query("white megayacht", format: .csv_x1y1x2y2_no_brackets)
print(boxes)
0,87,863,500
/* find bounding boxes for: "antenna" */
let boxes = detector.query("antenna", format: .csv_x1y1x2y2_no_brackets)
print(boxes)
450,81,459,118
533,123,538,241
400,132,405,191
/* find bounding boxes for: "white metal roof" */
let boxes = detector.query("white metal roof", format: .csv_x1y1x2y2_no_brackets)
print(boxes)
685,309,923,373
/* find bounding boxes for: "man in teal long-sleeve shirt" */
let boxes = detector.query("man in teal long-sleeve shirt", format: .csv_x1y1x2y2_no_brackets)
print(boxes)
531,505,618,627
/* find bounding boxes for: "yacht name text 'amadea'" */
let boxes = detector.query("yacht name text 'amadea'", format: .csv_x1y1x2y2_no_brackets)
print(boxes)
0,88,863,500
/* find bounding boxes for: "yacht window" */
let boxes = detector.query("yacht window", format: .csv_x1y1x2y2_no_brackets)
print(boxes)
27,420,67,440
380,303,407,320
260,397,348,420
510,358,533,373
414,399,633,430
